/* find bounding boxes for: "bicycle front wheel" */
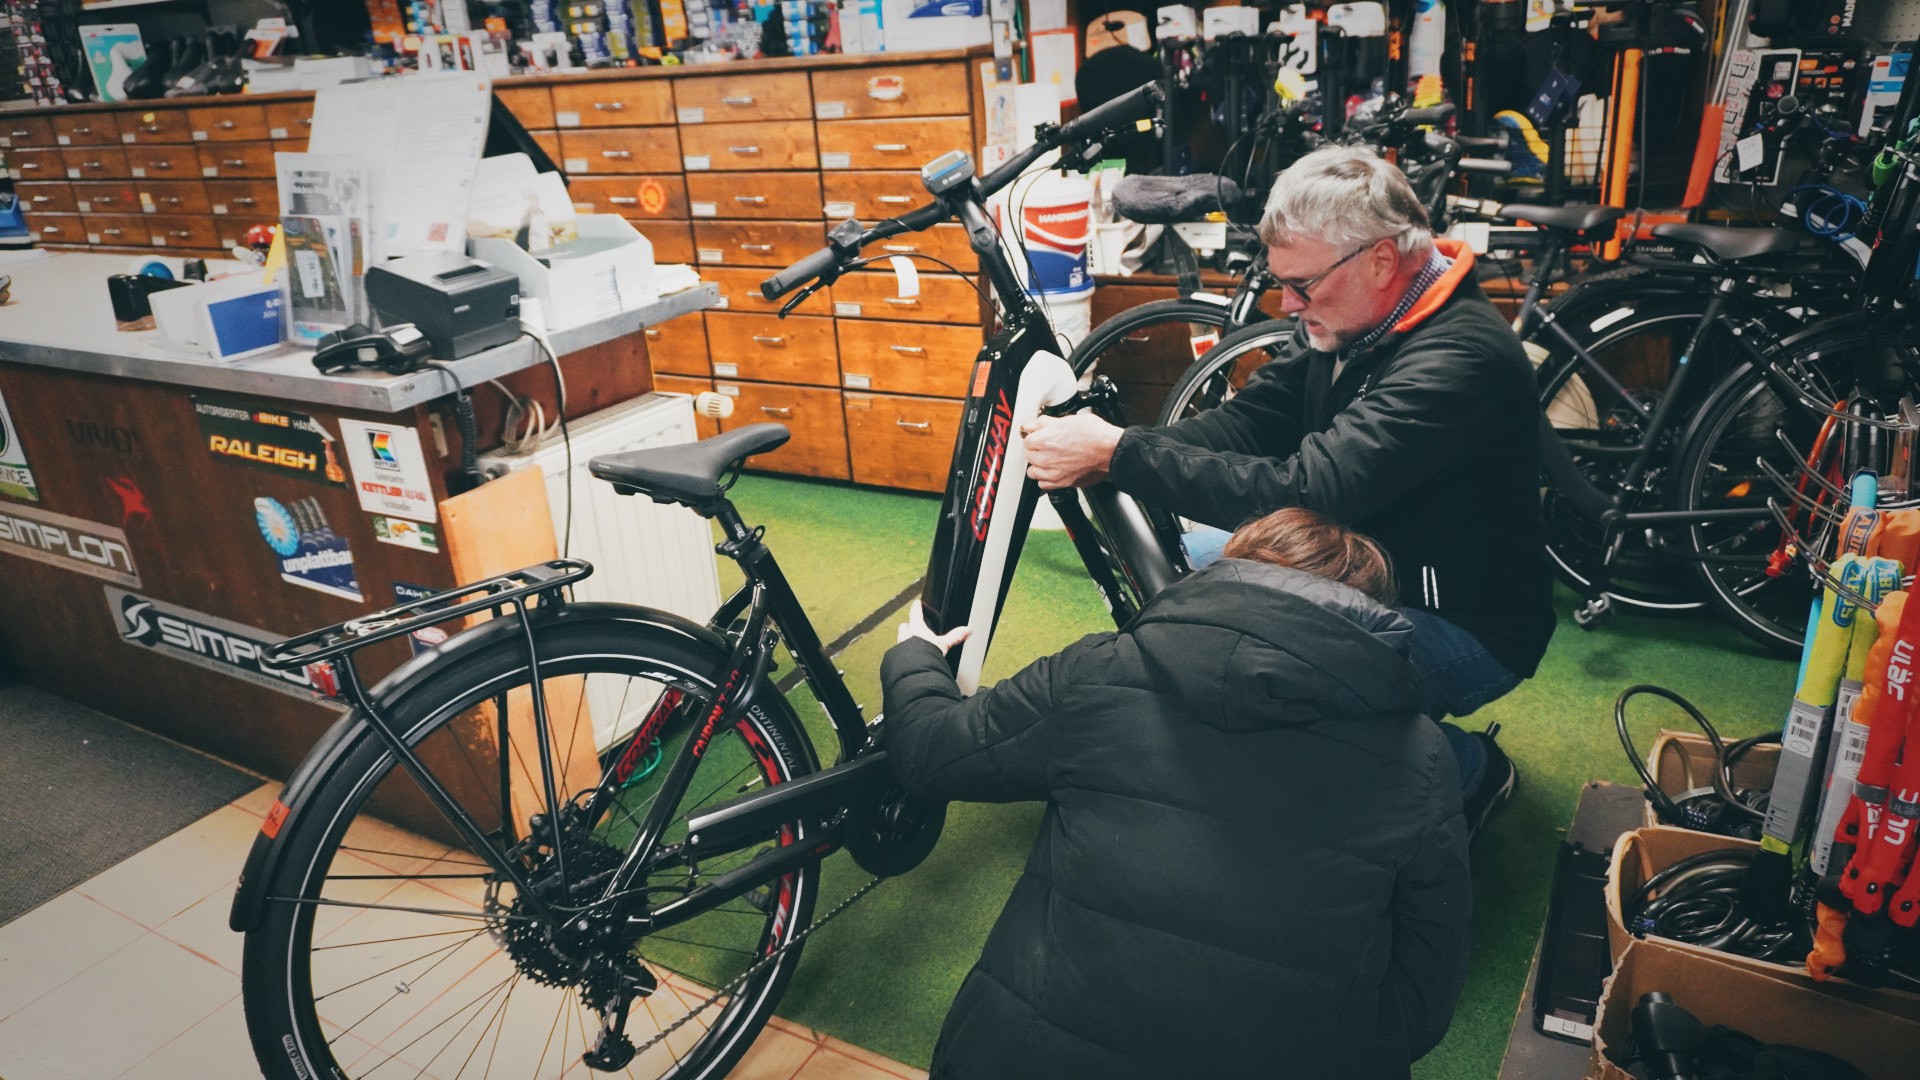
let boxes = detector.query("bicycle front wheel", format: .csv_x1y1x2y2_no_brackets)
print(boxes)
242,613,821,1080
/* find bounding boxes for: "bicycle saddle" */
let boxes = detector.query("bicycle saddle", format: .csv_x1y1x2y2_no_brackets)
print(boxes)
1651,223,1799,263
1493,203,1624,239
1112,174,1246,225
589,422,790,508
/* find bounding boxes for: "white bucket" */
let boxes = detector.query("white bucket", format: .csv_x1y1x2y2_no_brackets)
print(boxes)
1034,287,1094,353
991,170,1095,295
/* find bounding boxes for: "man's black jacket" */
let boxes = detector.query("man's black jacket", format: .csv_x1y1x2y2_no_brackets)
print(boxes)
882,559,1473,1079
1109,239,1555,677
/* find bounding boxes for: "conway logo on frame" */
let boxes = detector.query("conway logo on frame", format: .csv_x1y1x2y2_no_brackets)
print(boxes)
0,503,141,587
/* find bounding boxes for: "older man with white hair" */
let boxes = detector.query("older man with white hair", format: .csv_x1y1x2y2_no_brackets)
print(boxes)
1023,145,1554,833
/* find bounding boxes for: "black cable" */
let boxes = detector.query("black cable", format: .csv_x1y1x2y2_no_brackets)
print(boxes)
1626,848,1803,963
425,360,484,491
519,330,574,560
1614,684,1769,826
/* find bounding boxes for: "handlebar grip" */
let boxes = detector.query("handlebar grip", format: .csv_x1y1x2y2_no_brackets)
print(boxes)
761,245,843,300
1457,135,1506,152
1063,82,1163,142
1401,104,1456,127
1458,157,1513,176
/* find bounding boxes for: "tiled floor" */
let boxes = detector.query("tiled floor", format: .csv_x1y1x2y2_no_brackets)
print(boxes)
0,780,928,1080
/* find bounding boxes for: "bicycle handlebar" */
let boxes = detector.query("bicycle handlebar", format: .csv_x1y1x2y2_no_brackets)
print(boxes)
761,84,1164,300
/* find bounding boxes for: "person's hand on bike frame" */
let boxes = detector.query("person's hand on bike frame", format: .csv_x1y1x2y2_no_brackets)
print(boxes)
1023,411,1124,489
899,600,972,650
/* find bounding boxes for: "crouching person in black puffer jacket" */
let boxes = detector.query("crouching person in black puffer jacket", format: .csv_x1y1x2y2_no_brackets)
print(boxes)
880,507,1471,1080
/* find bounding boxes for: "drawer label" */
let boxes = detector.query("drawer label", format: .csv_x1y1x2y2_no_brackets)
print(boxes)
824,201,856,218
684,155,712,171
714,363,739,376
120,133,135,144
846,394,872,409
130,167,146,178
564,157,590,173
192,131,208,141
717,383,740,396
678,107,706,124
270,127,289,139
834,301,862,317
844,373,871,389
691,201,718,217
698,248,723,262
556,111,582,127
66,168,80,179
76,200,90,212
56,135,70,145
713,296,730,308
203,167,220,177
152,237,168,247
816,101,847,119
821,152,852,170
212,204,228,215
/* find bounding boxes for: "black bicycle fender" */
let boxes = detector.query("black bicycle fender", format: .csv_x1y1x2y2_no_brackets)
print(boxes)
228,601,720,933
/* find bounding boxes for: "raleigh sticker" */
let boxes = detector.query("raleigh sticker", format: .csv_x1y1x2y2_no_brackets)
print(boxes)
0,502,141,587
340,419,437,523
104,586,339,705
193,395,347,486
255,496,364,602
0,387,40,502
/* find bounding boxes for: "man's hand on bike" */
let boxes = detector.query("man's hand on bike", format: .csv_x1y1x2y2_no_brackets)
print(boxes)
1023,412,1123,490
899,601,971,651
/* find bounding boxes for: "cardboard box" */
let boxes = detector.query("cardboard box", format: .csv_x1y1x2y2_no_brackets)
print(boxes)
1643,729,1780,829
1591,939,1920,1079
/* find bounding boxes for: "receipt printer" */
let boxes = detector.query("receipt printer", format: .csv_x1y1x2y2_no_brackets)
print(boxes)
364,253,521,359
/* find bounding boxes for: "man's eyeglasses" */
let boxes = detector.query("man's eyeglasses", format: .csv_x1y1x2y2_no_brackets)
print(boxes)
1273,244,1369,305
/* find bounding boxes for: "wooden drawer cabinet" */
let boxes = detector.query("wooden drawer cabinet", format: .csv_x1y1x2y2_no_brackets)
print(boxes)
652,374,720,439
568,175,688,218
674,71,812,123
264,100,316,139
61,146,129,180
680,122,817,171
831,270,979,324
716,381,849,480
817,117,972,170
685,172,822,221
119,109,193,144
496,84,555,129
821,171,930,220
127,144,199,178
197,142,275,178
16,182,75,213
532,132,562,165
812,63,971,120
30,215,84,244
188,105,271,142
844,393,964,492
9,147,64,180
147,214,220,249
53,112,120,146
0,116,56,148
557,128,681,174
836,320,982,396
702,266,831,316
82,213,147,245
705,312,838,385
207,179,277,217
70,180,137,214
274,137,309,157
552,79,675,128
693,220,826,269
642,313,711,376
632,220,695,264
137,180,210,215
869,222,974,270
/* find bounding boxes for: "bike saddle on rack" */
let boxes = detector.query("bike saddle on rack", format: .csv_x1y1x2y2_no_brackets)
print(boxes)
1495,203,1625,241
1651,222,1800,263
589,422,790,510
1112,173,1248,225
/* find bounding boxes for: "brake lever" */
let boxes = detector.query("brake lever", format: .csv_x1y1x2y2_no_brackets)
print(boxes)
777,273,834,318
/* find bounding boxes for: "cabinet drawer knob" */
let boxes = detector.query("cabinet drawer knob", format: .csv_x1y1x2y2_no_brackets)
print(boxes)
168,229,193,239
8,130,29,138
877,195,912,204
103,228,124,237
39,225,59,234
734,195,767,205
751,335,786,347
29,195,49,203
722,95,756,106
71,127,92,136
222,159,248,167
19,162,39,170
896,419,931,431
874,143,910,153
600,150,631,159
217,120,237,130
761,406,793,417
140,124,162,134
151,161,173,170
889,344,926,355
161,196,182,205
302,117,313,126
592,101,626,111
727,146,761,155
609,196,638,205
1123,331,1154,343
233,197,257,206
740,243,773,253
882,297,919,306
644,329,661,339
95,196,116,205
881,244,916,254
82,161,104,169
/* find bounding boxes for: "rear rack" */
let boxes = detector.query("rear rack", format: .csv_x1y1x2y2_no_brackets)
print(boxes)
260,559,595,671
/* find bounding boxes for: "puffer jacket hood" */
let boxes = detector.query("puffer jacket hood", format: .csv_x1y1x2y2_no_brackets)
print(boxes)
1128,557,1426,731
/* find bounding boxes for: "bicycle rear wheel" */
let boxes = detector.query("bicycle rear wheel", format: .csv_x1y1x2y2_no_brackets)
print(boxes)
1068,297,1253,424
242,613,820,1080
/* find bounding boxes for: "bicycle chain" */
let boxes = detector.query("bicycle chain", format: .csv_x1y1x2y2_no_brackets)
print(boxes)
624,873,884,1061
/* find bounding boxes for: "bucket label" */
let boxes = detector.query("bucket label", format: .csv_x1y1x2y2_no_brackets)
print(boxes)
1021,200,1091,294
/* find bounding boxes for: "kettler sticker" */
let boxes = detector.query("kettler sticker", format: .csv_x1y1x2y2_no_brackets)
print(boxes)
340,420,437,524
192,395,347,487
0,503,141,587
0,388,40,502
104,586,341,706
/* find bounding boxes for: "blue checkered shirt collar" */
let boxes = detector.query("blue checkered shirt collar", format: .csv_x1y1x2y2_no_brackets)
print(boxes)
1335,249,1454,369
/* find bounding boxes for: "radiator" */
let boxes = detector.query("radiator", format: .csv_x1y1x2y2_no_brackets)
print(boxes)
478,391,722,750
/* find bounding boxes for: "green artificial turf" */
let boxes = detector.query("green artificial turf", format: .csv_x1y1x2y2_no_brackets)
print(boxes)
715,475,1800,1073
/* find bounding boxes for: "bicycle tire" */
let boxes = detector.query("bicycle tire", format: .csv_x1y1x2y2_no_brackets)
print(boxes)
1155,317,1295,426
242,614,821,1080
1069,297,1255,423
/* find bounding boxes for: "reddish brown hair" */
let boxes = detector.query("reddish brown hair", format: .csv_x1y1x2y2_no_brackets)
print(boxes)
1222,507,1398,604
